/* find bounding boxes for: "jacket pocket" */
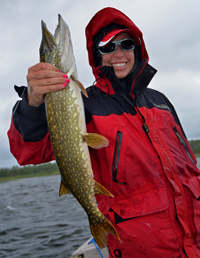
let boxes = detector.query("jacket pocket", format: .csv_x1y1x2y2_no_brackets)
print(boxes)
173,127,195,164
110,187,169,223
182,181,200,248
112,127,125,184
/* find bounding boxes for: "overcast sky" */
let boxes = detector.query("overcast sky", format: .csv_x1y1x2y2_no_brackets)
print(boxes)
1,0,200,168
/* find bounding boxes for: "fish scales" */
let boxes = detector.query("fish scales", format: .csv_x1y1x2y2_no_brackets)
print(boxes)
46,84,93,199
40,14,120,248
47,84,104,225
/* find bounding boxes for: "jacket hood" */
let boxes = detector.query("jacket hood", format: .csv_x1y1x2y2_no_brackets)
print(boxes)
85,7,149,68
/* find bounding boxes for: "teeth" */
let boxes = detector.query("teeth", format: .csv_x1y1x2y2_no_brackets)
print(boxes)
113,63,126,67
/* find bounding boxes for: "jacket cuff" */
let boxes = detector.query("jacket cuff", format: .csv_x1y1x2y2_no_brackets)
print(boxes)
14,86,46,122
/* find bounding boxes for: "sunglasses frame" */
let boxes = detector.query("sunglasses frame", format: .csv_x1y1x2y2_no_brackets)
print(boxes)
99,38,135,55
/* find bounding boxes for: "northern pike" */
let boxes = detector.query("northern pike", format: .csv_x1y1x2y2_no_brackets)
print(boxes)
39,14,120,248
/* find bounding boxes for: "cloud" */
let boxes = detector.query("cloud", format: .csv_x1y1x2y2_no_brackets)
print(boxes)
152,69,200,139
133,0,200,74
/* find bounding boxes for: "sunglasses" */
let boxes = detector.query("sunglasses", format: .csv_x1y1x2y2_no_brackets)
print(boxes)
99,38,135,54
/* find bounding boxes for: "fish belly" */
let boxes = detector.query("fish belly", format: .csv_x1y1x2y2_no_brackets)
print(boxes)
45,77,120,249
45,79,93,187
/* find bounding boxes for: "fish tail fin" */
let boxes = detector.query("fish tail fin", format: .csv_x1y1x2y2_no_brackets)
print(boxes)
89,216,121,249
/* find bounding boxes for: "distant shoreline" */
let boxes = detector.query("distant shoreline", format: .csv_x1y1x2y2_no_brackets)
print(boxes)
1,154,200,182
0,162,59,182
0,171,60,182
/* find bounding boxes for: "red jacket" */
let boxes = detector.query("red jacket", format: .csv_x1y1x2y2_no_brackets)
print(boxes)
8,7,200,257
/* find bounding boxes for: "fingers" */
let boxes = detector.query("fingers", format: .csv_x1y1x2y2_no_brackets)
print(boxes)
29,62,58,72
27,63,63,81
27,62,70,89
26,63,70,107
30,75,69,88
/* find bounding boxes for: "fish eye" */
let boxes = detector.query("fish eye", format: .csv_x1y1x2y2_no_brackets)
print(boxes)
40,46,46,54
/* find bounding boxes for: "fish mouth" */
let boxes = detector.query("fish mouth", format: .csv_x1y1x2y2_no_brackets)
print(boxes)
54,14,61,44
55,14,77,77
40,14,77,76
39,20,58,64
41,20,57,50
40,14,65,59
41,14,62,48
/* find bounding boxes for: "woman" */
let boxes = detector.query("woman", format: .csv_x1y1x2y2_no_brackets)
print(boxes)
8,7,200,258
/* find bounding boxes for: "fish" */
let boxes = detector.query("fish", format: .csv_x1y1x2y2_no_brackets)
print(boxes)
39,14,120,249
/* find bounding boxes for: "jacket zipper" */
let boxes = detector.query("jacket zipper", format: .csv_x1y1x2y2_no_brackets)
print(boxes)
112,131,124,184
136,106,163,161
173,127,195,164
135,106,152,143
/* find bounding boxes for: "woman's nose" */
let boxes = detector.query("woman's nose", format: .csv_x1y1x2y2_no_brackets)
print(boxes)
114,45,124,56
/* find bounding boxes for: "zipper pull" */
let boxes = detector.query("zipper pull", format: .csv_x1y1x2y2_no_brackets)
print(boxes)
143,122,149,133
142,122,152,143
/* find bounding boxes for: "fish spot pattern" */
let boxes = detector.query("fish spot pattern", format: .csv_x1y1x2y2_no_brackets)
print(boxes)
45,86,103,223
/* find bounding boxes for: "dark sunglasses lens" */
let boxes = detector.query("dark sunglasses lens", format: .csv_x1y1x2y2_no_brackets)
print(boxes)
99,39,135,54
121,39,135,50
99,43,116,54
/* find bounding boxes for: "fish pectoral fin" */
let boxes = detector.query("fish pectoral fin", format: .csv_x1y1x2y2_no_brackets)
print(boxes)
89,216,121,249
83,133,109,149
71,75,88,98
59,180,71,196
93,180,114,197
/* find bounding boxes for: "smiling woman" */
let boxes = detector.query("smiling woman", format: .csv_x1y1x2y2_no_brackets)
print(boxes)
101,33,135,79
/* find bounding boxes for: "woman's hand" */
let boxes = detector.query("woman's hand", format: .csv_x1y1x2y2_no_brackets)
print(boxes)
27,63,70,107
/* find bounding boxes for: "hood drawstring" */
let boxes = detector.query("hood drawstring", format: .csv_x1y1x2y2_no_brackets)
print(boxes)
92,72,105,86
91,72,110,95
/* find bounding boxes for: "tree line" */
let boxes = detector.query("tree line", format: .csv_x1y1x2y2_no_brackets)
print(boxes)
189,140,200,156
0,162,59,179
1,140,200,180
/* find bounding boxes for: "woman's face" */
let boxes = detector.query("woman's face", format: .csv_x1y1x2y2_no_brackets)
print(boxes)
101,33,135,79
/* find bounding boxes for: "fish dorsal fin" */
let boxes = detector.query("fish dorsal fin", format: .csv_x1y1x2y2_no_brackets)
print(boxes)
71,75,88,98
83,133,109,149
93,180,114,197
59,180,71,196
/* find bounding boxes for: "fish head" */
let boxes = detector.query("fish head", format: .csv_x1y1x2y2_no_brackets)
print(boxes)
40,21,60,68
54,14,77,77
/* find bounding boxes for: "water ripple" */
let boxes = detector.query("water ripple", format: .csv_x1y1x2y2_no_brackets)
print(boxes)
0,175,90,258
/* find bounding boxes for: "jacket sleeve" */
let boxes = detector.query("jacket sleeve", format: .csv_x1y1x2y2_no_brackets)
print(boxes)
7,86,55,165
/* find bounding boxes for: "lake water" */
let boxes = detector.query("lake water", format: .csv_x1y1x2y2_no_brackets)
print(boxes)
0,175,91,258
1,157,200,258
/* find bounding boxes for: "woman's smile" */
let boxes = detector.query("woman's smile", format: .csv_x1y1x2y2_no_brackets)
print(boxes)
101,33,135,79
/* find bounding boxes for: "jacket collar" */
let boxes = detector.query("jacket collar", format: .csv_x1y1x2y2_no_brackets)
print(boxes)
93,62,157,95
